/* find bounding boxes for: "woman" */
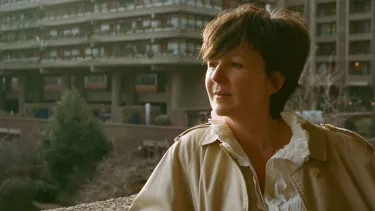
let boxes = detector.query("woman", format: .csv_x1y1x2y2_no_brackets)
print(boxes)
129,4,375,211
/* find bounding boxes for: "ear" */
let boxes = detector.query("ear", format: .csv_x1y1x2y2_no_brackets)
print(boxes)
267,72,285,94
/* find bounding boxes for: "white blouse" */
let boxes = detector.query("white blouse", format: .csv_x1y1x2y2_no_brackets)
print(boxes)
209,111,310,211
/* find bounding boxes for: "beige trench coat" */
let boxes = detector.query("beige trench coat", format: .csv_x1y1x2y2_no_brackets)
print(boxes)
128,118,375,211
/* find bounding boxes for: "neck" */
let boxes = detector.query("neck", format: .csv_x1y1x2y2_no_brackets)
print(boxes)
225,111,287,152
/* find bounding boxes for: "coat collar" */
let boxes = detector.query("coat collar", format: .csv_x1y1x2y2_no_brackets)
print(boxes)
300,119,327,162
200,116,328,162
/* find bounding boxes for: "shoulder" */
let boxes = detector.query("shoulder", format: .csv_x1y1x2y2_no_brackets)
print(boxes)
174,123,212,144
320,123,375,158
167,123,213,162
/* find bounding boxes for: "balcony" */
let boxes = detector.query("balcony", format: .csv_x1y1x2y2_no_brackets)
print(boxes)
349,12,371,21
348,55,372,61
349,33,372,41
92,27,200,43
0,25,201,50
0,57,40,70
40,54,200,68
315,36,336,42
347,75,371,86
316,16,336,23
0,0,81,13
0,39,41,50
90,3,220,20
0,20,41,31
44,36,89,47
41,14,92,27
40,3,219,27
0,53,200,70
315,55,337,62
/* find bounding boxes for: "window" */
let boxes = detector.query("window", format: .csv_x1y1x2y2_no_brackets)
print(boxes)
316,62,336,75
63,28,72,37
85,75,107,89
167,41,178,54
170,14,179,28
136,74,157,85
49,29,58,38
316,42,336,56
71,49,80,57
50,50,58,58
44,76,59,85
349,40,371,55
317,2,336,17
349,61,371,75
71,27,80,36
350,20,371,34
63,49,71,58
350,0,371,13
317,22,336,36
101,23,110,31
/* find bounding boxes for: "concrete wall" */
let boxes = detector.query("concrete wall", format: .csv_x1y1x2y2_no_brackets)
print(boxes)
0,117,186,145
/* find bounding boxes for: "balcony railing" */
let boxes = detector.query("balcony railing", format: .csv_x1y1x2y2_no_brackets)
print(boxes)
1,3,217,32
0,0,81,12
0,25,201,49
0,51,200,70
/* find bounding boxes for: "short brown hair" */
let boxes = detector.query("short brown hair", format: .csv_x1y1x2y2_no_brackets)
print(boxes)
200,3,310,119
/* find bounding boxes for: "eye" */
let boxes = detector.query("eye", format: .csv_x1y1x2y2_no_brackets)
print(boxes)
231,62,244,68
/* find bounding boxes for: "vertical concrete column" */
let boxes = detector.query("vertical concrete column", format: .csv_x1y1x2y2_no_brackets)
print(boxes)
34,74,44,103
124,73,136,106
307,0,317,110
4,76,12,92
18,75,26,115
61,75,71,90
167,71,185,126
0,77,3,110
371,0,375,102
111,72,122,122
337,0,348,88
169,71,182,111
74,75,85,98
3,76,11,111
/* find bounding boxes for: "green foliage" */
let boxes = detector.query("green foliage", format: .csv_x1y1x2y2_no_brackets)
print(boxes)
39,89,112,196
0,177,39,211
34,180,59,203
153,114,171,126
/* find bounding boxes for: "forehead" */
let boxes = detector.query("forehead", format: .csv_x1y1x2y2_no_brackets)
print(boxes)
209,44,263,62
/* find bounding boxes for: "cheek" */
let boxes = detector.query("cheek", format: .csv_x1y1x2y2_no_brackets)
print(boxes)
205,71,212,90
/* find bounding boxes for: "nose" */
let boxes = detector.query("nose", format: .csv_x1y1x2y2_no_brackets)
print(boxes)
210,63,227,83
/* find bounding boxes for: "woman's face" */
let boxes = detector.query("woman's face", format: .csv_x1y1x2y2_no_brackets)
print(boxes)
205,44,282,118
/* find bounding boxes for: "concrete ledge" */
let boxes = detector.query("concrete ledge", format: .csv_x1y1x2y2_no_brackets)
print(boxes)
48,195,137,211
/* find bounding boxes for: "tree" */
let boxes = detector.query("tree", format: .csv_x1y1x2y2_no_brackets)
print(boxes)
286,53,348,125
40,89,112,197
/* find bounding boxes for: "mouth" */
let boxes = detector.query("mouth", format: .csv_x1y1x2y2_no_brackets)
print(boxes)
213,91,231,98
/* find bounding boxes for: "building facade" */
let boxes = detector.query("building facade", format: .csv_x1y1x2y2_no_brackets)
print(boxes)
10,0,374,126
284,0,375,112
0,0,276,126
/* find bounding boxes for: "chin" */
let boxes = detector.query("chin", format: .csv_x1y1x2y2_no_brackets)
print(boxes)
211,106,232,117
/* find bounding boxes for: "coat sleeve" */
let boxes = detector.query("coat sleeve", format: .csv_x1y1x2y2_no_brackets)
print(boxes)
127,138,195,211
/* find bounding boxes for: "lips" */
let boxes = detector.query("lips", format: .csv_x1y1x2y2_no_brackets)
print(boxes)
213,91,231,97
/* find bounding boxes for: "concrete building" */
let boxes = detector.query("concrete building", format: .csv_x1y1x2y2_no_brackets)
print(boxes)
0,0,276,126
283,0,375,112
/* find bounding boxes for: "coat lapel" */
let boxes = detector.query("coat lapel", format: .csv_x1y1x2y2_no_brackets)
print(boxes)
290,120,328,211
